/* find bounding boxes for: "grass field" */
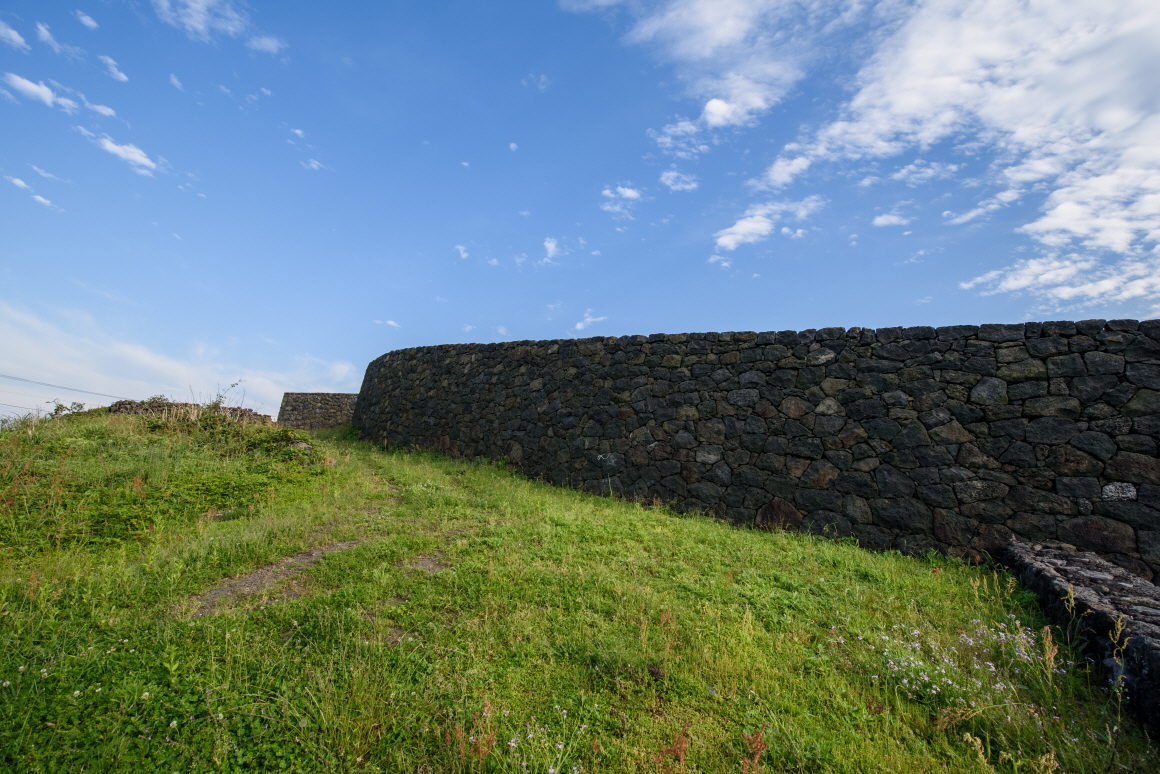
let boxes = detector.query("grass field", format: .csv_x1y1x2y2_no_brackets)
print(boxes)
0,406,1153,772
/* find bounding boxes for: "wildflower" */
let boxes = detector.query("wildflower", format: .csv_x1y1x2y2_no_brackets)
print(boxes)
170,721,178,728
142,692,150,700
509,737,519,748
73,691,80,697
18,667,25,673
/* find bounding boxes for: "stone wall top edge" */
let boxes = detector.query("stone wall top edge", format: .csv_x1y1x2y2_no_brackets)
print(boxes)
281,392,359,397
367,319,1159,362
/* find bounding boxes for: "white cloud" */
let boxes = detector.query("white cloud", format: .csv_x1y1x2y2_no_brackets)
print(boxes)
509,142,518,151
780,227,805,238
660,169,698,191
291,128,305,138
708,254,732,269
0,303,356,414
461,161,469,168
572,0,884,158
522,73,550,91
300,159,326,170
36,23,84,59
30,166,61,181
543,237,560,260
151,0,248,41
86,133,157,175
463,324,475,333
872,214,910,227
246,35,286,55
761,156,811,188
454,245,469,259
600,184,643,216
497,326,509,336
31,195,53,207
98,55,128,82
3,73,57,107
169,73,184,90
0,21,29,52
86,101,115,117
373,320,401,328
574,309,607,331
75,11,99,31
6,176,30,190
765,0,1160,300
891,160,959,186
714,195,825,251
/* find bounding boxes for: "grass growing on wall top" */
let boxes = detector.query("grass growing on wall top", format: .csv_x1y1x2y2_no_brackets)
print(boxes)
0,411,1153,772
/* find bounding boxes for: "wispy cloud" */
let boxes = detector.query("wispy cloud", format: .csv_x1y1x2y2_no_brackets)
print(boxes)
98,55,128,82
0,21,29,52
872,213,910,227
373,319,401,328
574,309,607,331
36,23,85,59
31,195,55,208
5,176,30,190
463,324,475,333
708,254,732,269
169,73,184,90
77,128,157,175
521,73,550,91
891,160,958,186
509,142,518,151
300,159,326,170
714,196,825,251
290,128,306,138
75,11,99,31
246,35,286,55
454,245,469,259
600,184,642,217
151,0,248,41
30,166,62,181
0,302,355,414
2,73,76,112
543,237,560,261
660,169,698,192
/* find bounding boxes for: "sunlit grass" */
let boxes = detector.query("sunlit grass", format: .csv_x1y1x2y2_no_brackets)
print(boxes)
0,414,1152,772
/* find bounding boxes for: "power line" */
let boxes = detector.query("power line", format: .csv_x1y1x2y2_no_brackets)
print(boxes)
0,402,40,412
0,373,131,401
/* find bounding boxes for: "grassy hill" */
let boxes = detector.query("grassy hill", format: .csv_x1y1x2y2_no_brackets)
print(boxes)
0,406,1153,772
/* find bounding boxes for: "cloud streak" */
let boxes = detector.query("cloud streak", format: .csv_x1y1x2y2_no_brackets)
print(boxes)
0,21,29,52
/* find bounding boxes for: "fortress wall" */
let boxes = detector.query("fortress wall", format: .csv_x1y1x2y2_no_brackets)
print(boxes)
353,320,1160,578
277,393,358,430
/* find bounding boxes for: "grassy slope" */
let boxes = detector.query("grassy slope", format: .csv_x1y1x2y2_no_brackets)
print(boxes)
0,411,1152,772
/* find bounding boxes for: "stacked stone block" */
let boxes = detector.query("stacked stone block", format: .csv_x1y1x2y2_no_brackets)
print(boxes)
353,320,1160,578
277,393,358,430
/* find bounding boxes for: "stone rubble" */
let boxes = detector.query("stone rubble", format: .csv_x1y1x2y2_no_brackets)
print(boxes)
1004,542,1160,737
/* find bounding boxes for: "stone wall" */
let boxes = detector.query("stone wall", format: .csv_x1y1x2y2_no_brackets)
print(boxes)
353,320,1160,578
277,393,358,430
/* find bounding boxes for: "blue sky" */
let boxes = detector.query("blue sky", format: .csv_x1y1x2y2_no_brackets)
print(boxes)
2,0,1158,416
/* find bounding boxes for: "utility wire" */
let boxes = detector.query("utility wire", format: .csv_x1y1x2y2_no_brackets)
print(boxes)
0,402,40,412
0,373,131,401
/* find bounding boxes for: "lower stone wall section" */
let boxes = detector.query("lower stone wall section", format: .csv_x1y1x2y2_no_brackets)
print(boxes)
1004,542,1160,737
277,393,357,430
353,319,1160,579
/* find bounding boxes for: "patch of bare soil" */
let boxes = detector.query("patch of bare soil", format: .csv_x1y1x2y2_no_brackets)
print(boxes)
408,552,448,573
186,541,362,618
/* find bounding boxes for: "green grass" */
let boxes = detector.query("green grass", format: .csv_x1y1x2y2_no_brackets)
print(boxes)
0,409,1153,772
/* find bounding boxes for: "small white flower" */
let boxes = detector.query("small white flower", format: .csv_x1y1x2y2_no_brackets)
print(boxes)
18,666,25,673
170,721,178,728
73,691,80,697
141,692,150,700
2,681,9,687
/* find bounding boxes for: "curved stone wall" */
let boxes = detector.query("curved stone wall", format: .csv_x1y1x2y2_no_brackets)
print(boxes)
353,320,1160,578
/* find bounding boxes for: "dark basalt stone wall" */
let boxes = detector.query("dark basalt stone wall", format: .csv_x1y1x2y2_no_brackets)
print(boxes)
353,319,1160,578
277,393,358,430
